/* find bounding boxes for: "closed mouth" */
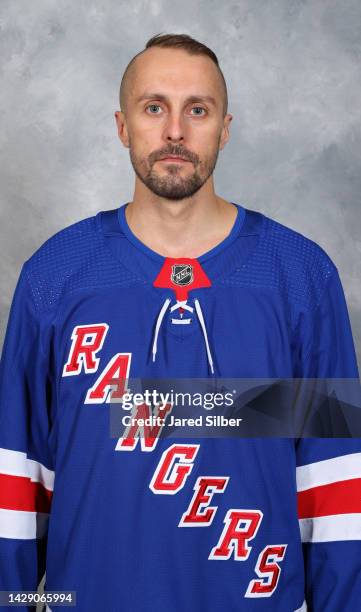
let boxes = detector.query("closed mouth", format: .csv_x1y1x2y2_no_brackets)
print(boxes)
160,156,189,162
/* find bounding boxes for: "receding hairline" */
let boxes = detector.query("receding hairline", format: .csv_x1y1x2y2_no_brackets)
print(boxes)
119,47,228,117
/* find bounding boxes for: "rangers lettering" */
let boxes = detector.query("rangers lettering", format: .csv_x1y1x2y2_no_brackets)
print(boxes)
179,476,229,526
245,544,287,597
62,323,109,376
149,444,199,493
85,353,131,403
115,402,173,452
209,509,263,561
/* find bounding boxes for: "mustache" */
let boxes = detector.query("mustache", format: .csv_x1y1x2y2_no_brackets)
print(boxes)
150,147,198,165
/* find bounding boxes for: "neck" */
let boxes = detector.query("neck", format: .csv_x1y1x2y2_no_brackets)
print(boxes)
124,188,238,259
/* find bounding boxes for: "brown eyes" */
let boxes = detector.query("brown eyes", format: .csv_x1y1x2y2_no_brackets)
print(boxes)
145,104,207,116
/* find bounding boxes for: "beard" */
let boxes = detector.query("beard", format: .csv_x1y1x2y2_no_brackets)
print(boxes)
128,137,221,201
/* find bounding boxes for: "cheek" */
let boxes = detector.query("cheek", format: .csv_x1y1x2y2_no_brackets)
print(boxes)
131,124,164,153
129,137,156,164
189,121,222,143
132,115,164,134
194,132,221,159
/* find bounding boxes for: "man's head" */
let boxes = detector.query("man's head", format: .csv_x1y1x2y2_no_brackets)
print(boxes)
115,33,233,201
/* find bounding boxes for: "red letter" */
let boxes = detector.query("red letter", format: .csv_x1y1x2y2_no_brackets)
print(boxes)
62,323,109,376
209,509,263,561
85,353,131,403
115,402,173,452
179,476,229,526
245,544,287,598
149,444,199,493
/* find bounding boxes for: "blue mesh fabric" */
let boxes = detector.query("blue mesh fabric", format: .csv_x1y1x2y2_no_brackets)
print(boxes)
221,215,337,316
23,216,143,313
23,209,337,329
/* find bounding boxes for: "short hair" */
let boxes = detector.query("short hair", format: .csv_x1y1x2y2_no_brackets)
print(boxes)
119,33,228,117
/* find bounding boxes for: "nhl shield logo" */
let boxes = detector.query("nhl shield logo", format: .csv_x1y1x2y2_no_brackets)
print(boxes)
171,264,194,286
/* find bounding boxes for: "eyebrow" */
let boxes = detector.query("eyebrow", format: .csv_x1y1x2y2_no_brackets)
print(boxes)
136,92,217,106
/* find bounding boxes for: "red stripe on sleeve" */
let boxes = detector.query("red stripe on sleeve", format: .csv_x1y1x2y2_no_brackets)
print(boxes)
298,478,361,519
0,473,53,513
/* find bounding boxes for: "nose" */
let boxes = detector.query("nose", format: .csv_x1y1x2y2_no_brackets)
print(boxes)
163,111,185,143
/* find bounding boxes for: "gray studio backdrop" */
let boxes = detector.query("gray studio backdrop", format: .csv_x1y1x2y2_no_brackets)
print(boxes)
1,0,360,371
0,1,360,607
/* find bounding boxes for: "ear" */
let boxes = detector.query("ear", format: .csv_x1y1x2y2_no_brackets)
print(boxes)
219,113,233,151
114,110,130,148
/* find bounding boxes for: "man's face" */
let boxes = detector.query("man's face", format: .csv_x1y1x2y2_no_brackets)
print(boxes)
116,47,232,201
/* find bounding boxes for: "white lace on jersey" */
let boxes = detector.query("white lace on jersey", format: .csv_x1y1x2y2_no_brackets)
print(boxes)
152,297,215,374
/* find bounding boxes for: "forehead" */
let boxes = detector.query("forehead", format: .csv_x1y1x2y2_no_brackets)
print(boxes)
128,47,222,100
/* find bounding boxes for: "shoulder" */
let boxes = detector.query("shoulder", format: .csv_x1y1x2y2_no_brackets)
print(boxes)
236,207,338,312
22,212,109,313
24,212,98,268
26,214,98,261
263,212,336,276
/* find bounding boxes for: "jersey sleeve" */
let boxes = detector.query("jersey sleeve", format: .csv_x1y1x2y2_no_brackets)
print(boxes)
295,267,361,611
0,264,55,610
297,266,359,379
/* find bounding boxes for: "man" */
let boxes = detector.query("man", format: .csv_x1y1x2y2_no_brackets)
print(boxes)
0,33,360,611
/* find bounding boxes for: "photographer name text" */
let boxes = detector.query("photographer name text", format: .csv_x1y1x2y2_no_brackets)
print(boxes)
121,415,243,428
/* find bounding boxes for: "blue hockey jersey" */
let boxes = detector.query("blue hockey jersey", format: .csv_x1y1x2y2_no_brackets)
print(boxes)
0,201,360,611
